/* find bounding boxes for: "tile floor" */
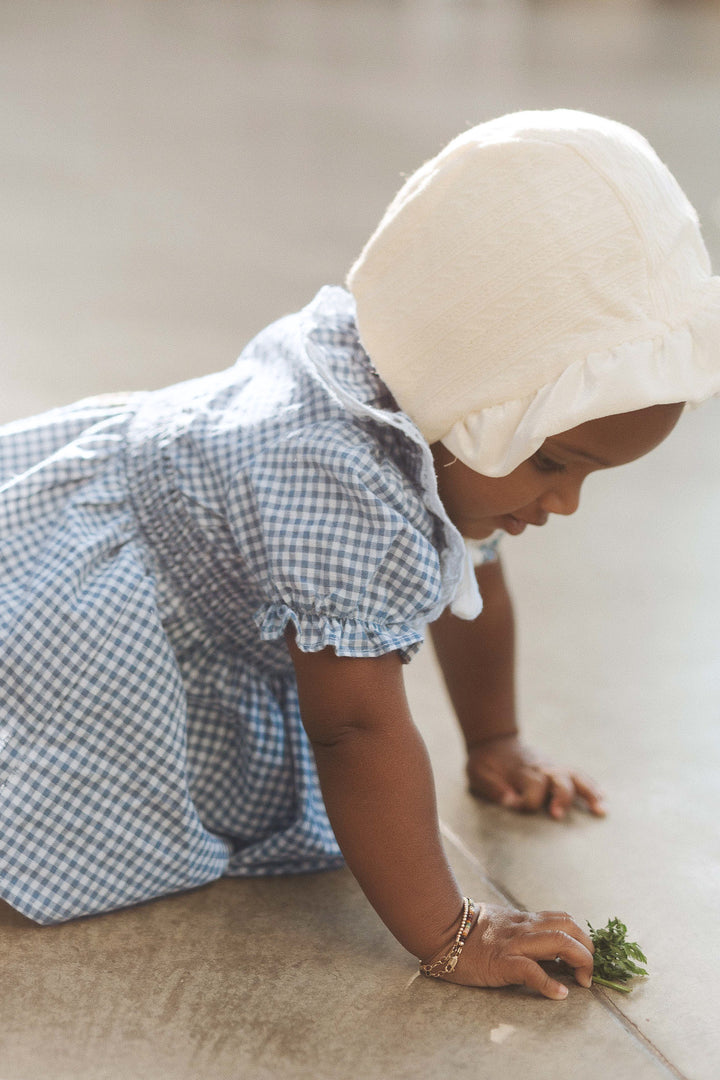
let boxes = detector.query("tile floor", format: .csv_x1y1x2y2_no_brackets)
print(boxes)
0,2,719,1077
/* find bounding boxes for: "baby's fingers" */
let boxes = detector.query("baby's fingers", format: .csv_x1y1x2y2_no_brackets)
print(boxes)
547,772,576,820
468,769,523,810
537,911,594,954
571,772,607,817
519,931,594,990
514,767,551,812
503,956,569,1000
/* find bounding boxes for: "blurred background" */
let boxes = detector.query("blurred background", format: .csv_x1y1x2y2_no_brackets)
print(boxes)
1,0,719,423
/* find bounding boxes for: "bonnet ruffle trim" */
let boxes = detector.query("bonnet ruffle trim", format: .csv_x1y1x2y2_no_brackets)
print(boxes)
443,276,720,477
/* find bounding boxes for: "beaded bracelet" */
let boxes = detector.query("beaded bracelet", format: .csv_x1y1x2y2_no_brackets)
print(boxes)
419,897,477,978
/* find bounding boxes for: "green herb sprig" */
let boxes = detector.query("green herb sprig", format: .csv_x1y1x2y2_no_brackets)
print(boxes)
588,917,648,993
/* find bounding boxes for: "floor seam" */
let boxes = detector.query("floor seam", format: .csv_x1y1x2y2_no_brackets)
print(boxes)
595,991,689,1080
439,820,689,1080
439,821,531,912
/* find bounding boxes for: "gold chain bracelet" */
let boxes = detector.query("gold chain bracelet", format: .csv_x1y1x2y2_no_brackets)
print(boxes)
419,897,477,978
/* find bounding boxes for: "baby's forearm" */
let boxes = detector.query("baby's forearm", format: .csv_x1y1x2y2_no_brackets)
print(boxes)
311,712,463,959
430,556,518,748
287,634,464,961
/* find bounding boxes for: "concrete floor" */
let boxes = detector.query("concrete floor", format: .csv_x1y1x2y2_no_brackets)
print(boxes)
1,1,719,1077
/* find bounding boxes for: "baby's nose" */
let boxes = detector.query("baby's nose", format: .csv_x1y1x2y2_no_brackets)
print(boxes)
540,483,581,517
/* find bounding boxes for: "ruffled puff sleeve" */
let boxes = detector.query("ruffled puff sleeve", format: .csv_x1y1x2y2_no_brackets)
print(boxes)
229,424,451,664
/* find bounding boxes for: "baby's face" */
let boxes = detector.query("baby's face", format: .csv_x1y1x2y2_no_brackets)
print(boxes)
431,402,684,540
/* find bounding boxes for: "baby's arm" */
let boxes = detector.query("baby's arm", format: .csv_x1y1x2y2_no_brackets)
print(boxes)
430,557,605,818
287,630,594,997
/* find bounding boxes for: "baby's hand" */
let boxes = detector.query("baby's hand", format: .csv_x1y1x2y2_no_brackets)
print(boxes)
466,734,606,819
437,904,594,999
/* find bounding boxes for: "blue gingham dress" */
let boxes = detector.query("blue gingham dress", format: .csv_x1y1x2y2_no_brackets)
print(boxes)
0,286,499,925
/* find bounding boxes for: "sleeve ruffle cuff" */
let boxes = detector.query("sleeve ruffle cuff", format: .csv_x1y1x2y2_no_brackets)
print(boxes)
255,602,425,663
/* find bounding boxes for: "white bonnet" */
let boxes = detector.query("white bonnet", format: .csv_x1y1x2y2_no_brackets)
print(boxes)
346,109,720,476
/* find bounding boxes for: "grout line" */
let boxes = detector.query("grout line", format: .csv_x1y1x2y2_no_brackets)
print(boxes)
438,819,690,1080
439,821,528,911
594,991,689,1080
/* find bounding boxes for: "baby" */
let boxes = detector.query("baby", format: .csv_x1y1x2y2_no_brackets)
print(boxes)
0,110,717,999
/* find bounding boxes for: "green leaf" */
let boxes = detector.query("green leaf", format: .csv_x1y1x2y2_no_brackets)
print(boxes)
587,917,648,990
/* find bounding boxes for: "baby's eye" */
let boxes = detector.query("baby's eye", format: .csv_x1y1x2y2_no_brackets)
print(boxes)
531,449,566,473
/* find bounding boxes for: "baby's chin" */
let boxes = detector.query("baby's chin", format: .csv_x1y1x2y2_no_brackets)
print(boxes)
458,520,504,541
459,513,529,540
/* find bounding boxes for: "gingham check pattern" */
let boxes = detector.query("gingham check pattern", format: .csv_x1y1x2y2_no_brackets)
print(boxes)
0,287,498,924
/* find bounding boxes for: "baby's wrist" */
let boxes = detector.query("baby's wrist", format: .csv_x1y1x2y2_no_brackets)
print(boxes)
418,897,479,976
465,726,519,752
411,895,470,963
